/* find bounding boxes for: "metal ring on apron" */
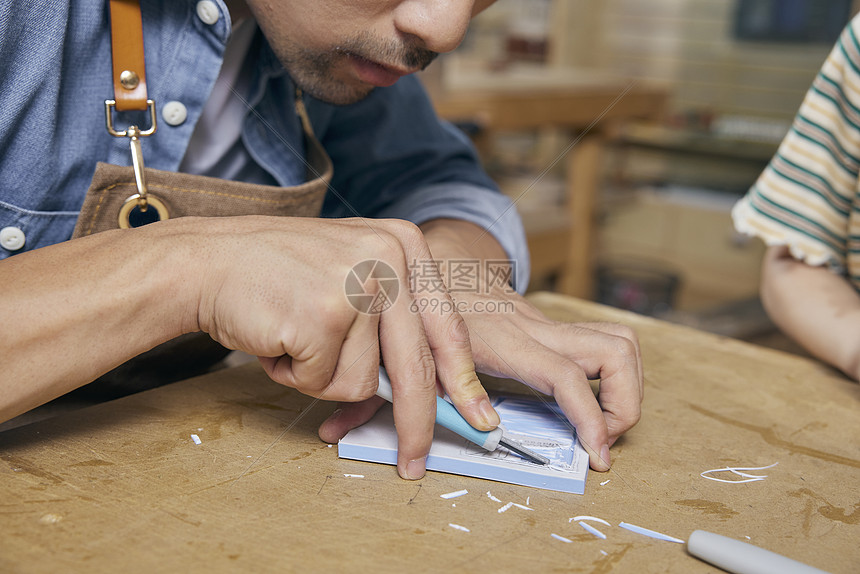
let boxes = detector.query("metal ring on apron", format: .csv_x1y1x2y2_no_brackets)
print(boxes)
118,193,169,228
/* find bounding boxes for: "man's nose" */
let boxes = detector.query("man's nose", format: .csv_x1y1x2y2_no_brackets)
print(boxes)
393,0,475,54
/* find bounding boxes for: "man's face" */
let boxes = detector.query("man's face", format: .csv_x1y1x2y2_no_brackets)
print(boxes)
244,0,495,105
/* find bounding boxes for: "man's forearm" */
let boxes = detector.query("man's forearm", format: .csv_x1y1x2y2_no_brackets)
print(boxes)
761,246,860,380
0,223,201,422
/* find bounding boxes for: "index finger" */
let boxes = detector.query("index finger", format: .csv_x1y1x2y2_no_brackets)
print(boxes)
389,221,499,431
376,254,438,480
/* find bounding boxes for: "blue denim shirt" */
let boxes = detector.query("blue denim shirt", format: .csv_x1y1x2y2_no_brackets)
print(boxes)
0,0,529,290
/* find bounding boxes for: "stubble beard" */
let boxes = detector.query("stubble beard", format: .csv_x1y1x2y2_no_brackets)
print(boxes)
281,47,373,105
272,32,438,106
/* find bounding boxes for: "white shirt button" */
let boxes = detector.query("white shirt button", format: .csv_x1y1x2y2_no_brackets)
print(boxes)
196,1,220,25
0,227,26,251
162,101,188,126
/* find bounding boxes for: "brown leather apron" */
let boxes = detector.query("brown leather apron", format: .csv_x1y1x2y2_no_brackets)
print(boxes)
69,100,333,400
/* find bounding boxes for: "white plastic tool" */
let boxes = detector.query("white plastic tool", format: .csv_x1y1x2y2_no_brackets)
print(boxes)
687,530,831,574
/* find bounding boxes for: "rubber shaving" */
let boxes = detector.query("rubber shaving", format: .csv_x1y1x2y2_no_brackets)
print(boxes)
578,521,607,539
498,502,514,513
526,496,530,506
512,503,534,511
551,533,573,543
343,474,364,478
440,489,469,499
190,434,202,445
600,550,608,557
449,523,470,533
600,480,611,486
701,462,779,483
39,513,63,525
570,515,611,527
618,522,684,544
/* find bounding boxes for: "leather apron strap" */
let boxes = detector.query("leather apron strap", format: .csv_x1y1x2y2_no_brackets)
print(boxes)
108,0,149,111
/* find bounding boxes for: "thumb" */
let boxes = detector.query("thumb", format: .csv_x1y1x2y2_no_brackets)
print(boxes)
318,396,387,443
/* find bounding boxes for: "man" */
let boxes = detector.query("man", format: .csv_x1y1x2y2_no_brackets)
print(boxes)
0,0,643,479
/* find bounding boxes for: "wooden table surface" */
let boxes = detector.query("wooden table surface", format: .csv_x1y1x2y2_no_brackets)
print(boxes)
1,292,858,573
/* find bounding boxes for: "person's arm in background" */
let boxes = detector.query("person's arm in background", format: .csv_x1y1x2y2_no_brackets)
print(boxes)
760,245,860,380
733,15,860,384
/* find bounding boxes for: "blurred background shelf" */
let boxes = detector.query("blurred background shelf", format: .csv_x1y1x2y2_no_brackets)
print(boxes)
429,68,668,299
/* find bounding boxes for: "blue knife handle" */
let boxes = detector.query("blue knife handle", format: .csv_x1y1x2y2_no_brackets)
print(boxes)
376,368,503,452
434,394,503,451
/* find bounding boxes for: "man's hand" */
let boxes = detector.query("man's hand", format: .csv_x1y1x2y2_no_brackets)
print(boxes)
191,216,499,479
446,289,642,471
319,219,644,471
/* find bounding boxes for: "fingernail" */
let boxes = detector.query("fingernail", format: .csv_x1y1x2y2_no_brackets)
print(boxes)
479,398,501,429
402,457,426,480
599,444,612,470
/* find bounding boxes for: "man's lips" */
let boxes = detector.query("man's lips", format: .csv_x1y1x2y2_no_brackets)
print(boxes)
347,54,415,87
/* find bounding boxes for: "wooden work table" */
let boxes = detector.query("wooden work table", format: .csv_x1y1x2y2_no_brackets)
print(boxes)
1,292,858,572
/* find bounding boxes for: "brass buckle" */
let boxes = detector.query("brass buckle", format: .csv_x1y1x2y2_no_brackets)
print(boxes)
104,99,157,137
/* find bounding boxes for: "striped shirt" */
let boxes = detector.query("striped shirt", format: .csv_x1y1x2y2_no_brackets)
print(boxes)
732,14,860,290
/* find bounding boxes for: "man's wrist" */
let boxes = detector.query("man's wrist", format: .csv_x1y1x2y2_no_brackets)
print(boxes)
138,217,214,338
419,218,507,261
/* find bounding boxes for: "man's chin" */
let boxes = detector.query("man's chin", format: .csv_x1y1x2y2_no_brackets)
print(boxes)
296,79,377,106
